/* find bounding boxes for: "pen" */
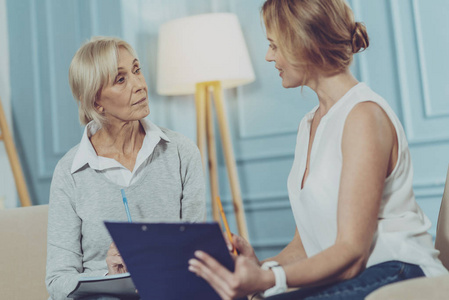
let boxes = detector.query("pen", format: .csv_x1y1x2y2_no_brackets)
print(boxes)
216,196,238,255
121,189,132,223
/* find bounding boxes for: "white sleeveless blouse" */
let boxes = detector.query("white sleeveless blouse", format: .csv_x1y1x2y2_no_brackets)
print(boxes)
287,83,447,277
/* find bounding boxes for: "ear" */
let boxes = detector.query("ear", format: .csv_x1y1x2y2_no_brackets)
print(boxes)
94,101,104,113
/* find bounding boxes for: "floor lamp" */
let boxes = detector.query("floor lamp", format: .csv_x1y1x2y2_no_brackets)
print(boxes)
0,96,31,207
157,13,255,241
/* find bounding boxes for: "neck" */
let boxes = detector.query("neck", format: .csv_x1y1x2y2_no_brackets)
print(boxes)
307,69,359,118
94,120,145,155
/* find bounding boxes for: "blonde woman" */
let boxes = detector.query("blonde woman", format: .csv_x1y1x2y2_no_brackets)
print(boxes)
46,37,206,300
188,1,447,299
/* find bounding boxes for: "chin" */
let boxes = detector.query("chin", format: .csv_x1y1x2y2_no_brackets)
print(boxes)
138,108,150,120
282,82,302,89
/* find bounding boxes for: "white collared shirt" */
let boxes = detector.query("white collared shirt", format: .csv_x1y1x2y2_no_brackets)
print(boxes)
71,118,170,187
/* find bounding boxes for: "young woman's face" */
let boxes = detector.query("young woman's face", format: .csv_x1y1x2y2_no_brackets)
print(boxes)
265,33,305,88
96,47,149,124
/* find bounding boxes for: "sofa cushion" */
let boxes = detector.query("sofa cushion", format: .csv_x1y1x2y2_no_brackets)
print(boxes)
0,205,49,300
366,274,449,300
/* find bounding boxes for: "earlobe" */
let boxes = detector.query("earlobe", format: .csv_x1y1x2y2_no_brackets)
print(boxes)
94,102,104,113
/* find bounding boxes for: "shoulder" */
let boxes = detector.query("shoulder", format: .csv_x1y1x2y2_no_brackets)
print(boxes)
50,144,81,194
160,127,199,154
345,101,393,132
343,83,393,127
343,101,395,153
53,144,80,176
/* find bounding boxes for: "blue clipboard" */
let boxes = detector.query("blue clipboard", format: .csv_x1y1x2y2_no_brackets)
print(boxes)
104,222,235,300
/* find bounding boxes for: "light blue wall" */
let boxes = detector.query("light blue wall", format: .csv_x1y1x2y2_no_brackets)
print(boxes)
6,0,449,259
6,0,123,207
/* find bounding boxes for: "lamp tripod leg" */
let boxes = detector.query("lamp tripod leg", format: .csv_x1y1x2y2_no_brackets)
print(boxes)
195,83,207,169
196,83,221,224
211,82,249,241
0,96,31,207
205,87,221,224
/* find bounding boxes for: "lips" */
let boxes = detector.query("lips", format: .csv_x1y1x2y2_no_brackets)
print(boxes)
277,69,283,77
133,97,147,105
275,66,283,77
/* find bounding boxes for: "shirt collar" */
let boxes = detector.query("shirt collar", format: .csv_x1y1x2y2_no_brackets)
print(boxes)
140,118,170,143
70,118,170,174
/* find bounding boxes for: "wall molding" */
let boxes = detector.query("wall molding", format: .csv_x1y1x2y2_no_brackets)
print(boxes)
216,180,445,213
409,136,449,146
219,191,290,213
235,150,294,164
235,83,300,139
390,0,449,144
412,0,449,119
46,0,62,155
390,0,416,142
30,0,48,179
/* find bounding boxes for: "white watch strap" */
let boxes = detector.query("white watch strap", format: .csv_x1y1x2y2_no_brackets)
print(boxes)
261,261,279,270
262,263,287,297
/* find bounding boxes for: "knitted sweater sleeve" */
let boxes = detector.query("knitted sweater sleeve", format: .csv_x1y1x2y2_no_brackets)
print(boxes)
177,135,207,222
45,159,106,300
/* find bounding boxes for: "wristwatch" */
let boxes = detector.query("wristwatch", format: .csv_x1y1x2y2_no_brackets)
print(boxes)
261,261,287,297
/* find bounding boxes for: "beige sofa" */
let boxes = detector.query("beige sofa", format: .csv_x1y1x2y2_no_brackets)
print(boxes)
366,166,449,299
0,204,49,300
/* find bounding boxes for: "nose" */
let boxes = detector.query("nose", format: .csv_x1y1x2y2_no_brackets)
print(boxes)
132,73,146,93
265,47,274,62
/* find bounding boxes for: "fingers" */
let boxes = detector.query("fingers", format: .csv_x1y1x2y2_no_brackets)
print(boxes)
106,257,127,274
223,233,235,253
106,243,128,274
189,251,263,299
196,251,233,279
232,234,248,251
107,243,120,256
106,254,125,266
223,234,238,258
232,235,259,265
189,251,236,299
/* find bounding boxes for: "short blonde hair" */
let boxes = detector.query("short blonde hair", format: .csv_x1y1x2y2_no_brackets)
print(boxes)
69,36,138,126
261,0,369,75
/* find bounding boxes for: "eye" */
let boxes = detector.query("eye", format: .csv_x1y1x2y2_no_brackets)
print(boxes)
134,67,141,74
115,76,125,84
269,43,277,50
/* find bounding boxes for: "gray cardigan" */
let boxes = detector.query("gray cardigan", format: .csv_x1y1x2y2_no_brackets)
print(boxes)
46,128,206,300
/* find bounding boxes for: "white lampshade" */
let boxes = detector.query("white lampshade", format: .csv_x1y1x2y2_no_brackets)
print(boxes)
157,13,255,96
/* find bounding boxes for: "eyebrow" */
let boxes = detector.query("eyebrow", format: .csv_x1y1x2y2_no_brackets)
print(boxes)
117,58,139,70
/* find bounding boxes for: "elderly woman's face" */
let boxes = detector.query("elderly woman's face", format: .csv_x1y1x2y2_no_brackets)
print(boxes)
96,47,149,124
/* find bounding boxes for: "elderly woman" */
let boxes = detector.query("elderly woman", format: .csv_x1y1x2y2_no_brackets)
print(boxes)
46,36,206,299
188,1,447,299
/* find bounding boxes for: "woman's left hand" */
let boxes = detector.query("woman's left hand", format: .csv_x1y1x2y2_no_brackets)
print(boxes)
188,250,274,300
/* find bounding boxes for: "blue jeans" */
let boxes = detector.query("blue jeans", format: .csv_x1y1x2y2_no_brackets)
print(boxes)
266,261,425,300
